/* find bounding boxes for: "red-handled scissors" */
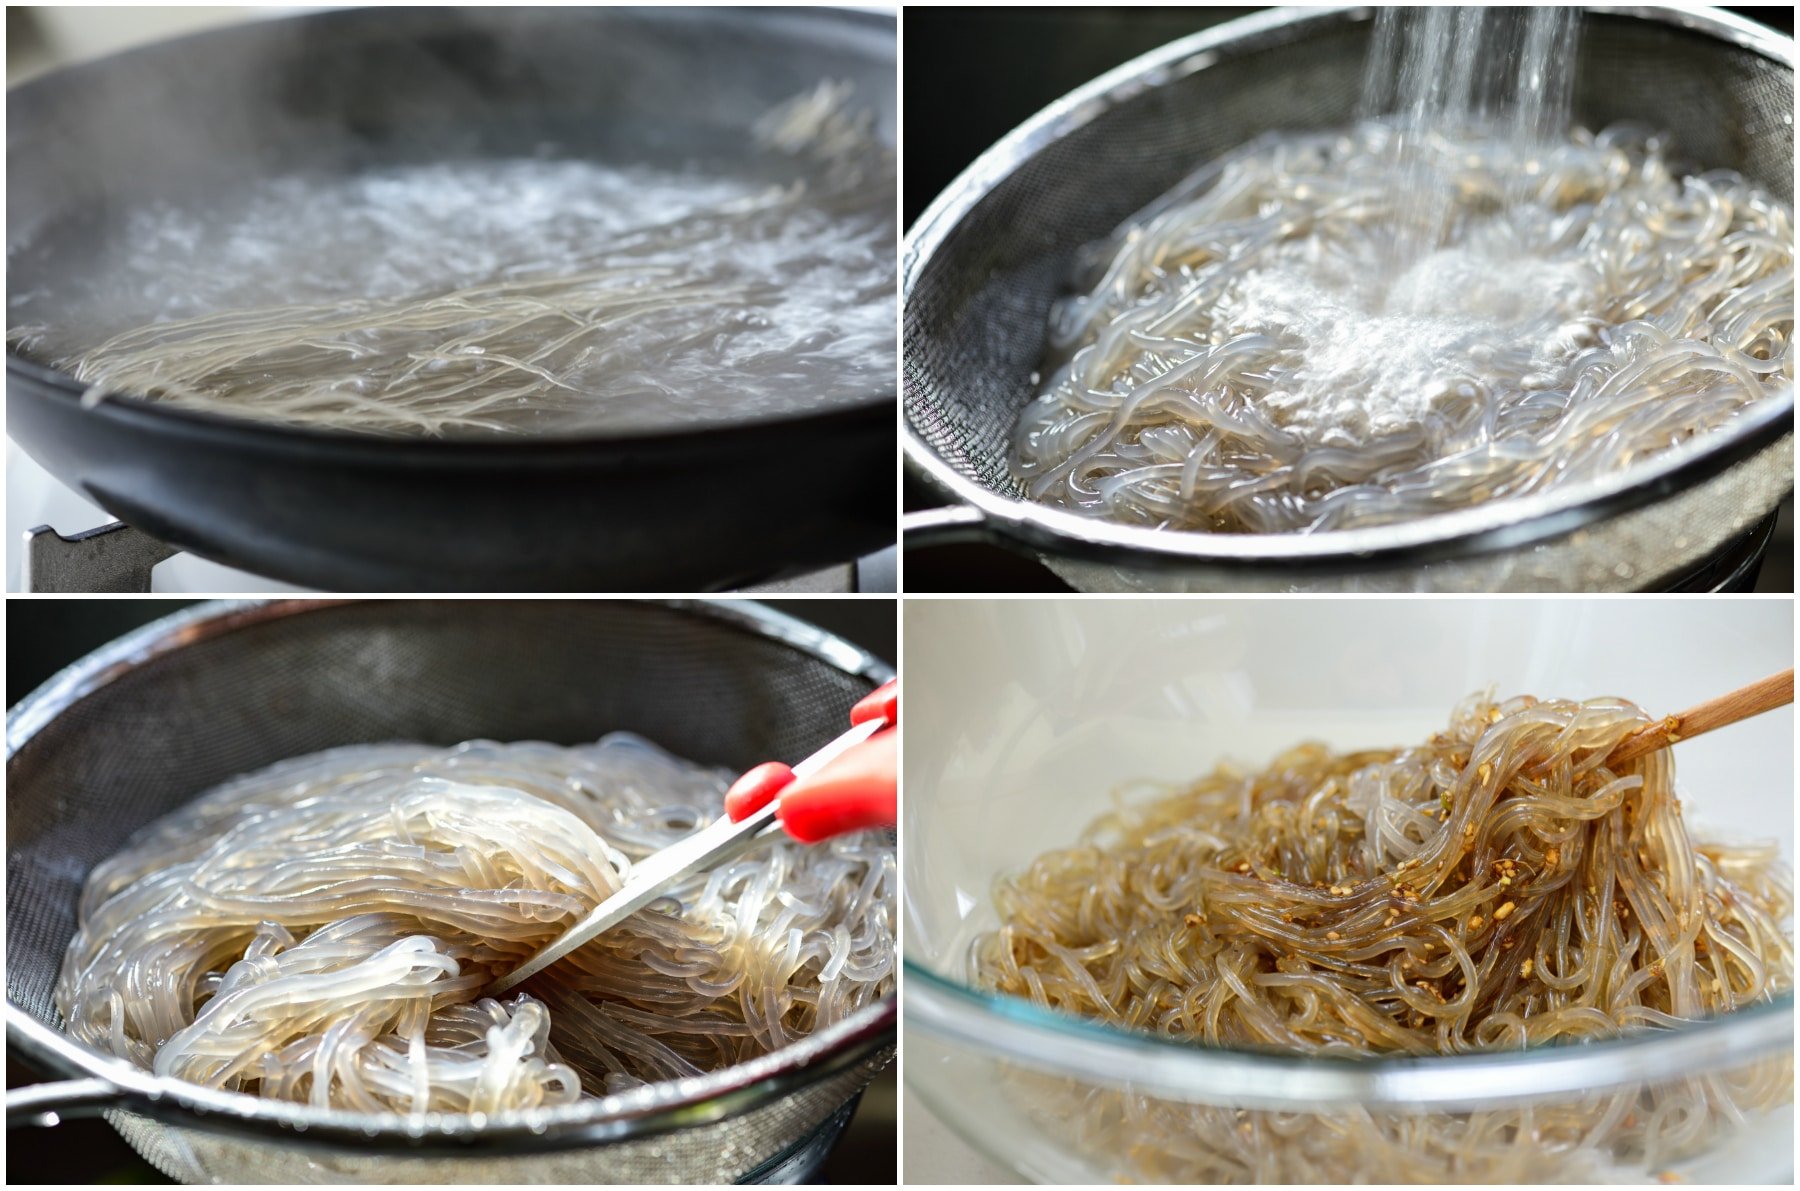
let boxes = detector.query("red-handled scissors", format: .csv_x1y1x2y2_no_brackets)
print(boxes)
486,680,897,995
723,679,897,841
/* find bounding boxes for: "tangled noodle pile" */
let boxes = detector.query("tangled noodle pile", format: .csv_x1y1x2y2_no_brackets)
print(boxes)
972,693,1792,1181
57,735,894,1114
1013,124,1794,533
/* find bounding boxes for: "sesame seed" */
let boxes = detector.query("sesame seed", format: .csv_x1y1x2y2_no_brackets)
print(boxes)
1494,901,1516,921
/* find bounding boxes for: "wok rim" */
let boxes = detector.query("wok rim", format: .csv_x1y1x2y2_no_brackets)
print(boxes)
901,3,1796,578
5,351,895,464
3,597,898,1157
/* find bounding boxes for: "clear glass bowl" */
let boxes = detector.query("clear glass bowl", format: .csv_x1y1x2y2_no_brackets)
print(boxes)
903,599,1795,1183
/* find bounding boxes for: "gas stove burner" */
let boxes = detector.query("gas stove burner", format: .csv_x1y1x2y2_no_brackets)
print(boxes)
20,519,894,594
22,523,177,593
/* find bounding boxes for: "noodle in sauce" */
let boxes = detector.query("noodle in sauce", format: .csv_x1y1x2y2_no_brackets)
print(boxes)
971,692,1792,1181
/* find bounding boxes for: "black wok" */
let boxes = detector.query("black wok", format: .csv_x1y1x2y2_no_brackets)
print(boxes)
5,6,896,592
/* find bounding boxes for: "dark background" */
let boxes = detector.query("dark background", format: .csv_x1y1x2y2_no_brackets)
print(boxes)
902,5,1796,593
5,597,896,1185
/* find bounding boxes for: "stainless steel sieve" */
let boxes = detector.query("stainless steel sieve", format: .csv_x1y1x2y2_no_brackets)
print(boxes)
5,599,895,1184
902,5,1795,592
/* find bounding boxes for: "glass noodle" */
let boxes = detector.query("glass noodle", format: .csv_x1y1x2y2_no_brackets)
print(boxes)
55,735,895,1114
9,83,893,436
971,692,1793,1181
1012,124,1793,533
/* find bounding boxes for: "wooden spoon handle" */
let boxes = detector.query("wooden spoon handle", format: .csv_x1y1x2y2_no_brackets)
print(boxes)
1607,668,1794,768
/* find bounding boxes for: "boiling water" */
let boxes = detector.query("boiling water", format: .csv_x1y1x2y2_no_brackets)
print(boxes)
1013,11,1794,534
8,85,894,436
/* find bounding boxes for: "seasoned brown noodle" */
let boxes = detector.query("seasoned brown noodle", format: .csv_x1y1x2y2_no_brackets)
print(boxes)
971,693,1793,1181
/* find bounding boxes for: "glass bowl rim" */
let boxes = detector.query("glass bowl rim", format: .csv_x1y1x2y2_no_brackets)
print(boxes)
905,959,1794,1109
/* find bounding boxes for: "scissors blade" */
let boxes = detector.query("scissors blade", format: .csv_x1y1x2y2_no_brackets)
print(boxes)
486,803,778,994
484,716,885,996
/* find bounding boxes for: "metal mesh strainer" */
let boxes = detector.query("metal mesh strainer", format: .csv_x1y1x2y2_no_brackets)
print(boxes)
902,5,1795,592
5,599,895,1184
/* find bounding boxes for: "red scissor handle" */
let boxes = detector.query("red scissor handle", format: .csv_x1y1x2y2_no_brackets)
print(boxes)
851,679,898,727
725,679,897,843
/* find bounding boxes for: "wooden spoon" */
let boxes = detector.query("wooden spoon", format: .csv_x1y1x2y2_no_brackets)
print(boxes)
1606,668,1794,767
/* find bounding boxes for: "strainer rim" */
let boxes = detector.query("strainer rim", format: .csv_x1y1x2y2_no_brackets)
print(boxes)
5,597,897,1155
901,3,1796,575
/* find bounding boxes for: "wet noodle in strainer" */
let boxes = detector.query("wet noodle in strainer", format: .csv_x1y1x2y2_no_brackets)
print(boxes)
1012,123,1794,534
55,735,895,1113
